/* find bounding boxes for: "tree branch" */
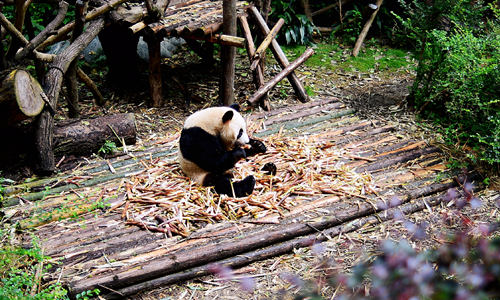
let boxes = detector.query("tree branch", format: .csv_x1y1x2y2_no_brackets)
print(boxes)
15,0,69,61
37,0,130,50
0,12,55,62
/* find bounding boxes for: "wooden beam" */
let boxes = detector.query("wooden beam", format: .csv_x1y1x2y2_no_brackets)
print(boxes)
250,18,284,71
247,47,314,105
179,33,246,48
248,6,309,103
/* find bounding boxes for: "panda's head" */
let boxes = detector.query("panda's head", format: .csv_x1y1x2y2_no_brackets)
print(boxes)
221,104,250,149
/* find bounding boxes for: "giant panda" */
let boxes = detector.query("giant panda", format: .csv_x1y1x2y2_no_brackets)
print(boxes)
178,104,266,197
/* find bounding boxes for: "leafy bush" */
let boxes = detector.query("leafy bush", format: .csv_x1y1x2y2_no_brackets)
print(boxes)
394,0,500,165
270,0,315,45
0,232,68,299
330,3,364,44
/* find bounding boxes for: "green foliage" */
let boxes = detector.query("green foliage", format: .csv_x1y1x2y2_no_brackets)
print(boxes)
98,140,117,156
75,289,100,300
395,0,500,165
330,4,363,44
270,0,315,45
0,233,67,299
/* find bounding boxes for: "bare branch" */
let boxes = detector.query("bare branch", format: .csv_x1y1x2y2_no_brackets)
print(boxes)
15,1,69,60
0,12,55,62
38,0,130,50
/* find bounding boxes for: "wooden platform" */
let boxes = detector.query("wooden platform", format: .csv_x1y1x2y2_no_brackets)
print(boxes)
2,98,476,298
146,0,248,37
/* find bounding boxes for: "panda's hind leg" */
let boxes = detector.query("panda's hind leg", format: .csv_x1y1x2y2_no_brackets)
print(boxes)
203,173,255,197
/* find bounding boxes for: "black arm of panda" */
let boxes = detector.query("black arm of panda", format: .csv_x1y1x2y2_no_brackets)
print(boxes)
180,127,246,173
244,138,267,157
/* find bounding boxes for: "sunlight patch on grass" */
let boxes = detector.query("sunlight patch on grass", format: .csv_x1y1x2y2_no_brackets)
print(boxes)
282,41,415,75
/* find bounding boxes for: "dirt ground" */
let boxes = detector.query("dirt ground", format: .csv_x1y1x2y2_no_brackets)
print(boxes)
2,42,499,299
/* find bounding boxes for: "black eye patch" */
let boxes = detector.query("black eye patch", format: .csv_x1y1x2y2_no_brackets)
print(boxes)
237,129,243,139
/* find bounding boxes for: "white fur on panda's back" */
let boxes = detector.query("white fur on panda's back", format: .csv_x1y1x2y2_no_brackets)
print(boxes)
183,107,231,135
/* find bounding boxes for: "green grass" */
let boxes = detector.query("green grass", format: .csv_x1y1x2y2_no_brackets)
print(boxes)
282,40,415,74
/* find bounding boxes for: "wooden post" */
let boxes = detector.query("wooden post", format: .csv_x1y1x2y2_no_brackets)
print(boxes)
146,34,162,107
220,0,237,106
352,0,383,57
250,18,284,71
238,15,269,110
249,6,309,103
248,47,314,105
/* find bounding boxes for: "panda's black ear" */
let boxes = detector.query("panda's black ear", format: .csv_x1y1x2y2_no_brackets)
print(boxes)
229,103,240,112
222,110,234,123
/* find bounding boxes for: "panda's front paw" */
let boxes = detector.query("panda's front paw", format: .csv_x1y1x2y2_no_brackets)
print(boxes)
249,139,266,155
233,147,247,161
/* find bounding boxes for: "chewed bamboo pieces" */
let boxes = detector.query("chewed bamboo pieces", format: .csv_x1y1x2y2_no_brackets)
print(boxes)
121,126,376,236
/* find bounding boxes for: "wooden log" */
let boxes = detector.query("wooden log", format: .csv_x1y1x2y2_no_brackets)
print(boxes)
0,69,45,125
352,0,383,57
53,113,136,157
247,47,314,105
35,18,105,174
248,6,309,103
68,171,462,296
238,15,269,110
0,12,55,62
64,0,88,118
107,193,448,298
250,18,284,71
220,0,237,106
129,21,147,34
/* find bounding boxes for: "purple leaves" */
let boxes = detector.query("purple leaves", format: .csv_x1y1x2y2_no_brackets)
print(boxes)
208,263,255,292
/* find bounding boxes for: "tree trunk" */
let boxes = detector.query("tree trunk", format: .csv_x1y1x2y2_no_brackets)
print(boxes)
35,18,105,174
53,113,136,156
220,0,236,106
145,34,162,107
0,69,45,126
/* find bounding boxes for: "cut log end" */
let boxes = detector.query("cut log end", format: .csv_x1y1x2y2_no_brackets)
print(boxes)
0,69,45,125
